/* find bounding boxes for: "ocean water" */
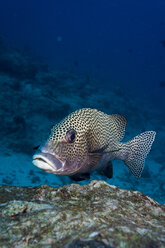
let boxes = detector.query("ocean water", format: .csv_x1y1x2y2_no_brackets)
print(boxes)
0,0,164,204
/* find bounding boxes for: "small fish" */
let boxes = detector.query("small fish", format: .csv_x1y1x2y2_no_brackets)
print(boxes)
32,108,156,181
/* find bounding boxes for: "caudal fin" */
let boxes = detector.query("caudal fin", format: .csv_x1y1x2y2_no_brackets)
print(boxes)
124,131,156,178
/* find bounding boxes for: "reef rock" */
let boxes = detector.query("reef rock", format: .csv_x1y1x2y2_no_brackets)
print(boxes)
0,180,164,248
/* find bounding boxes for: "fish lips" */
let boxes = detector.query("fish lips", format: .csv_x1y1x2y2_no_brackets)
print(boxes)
32,151,65,173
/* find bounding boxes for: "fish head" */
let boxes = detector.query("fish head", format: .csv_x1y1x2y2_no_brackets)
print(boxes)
32,113,89,176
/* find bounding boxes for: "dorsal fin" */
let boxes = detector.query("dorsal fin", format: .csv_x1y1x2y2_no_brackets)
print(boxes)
109,114,127,141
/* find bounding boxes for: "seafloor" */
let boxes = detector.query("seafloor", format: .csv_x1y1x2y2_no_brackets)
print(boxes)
0,39,164,204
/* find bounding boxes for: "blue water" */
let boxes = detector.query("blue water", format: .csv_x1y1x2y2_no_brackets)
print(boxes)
0,0,164,204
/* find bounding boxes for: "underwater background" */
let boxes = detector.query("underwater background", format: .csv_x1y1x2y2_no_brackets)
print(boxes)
0,0,164,204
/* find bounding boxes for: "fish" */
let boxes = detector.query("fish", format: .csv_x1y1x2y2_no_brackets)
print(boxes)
32,108,156,181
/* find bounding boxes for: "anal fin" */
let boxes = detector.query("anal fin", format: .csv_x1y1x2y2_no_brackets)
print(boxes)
99,161,113,179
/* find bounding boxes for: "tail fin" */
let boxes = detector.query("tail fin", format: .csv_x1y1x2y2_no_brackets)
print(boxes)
123,131,156,178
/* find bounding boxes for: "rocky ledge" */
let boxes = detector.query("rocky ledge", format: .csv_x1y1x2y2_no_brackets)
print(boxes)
0,180,164,248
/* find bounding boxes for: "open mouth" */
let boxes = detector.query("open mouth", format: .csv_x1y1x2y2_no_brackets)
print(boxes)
32,152,64,173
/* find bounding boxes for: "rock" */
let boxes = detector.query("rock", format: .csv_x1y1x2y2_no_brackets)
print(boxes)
0,181,164,248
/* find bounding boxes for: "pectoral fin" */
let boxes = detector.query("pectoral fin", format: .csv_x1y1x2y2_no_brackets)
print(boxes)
87,152,102,167
99,161,113,179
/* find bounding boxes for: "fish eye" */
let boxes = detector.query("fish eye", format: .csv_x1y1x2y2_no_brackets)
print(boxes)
65,129,77,143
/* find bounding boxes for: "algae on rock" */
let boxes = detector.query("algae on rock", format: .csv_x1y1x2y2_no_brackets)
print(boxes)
0,180,165,248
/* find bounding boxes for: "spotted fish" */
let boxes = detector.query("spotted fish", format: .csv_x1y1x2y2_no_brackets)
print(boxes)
33,108,156,181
